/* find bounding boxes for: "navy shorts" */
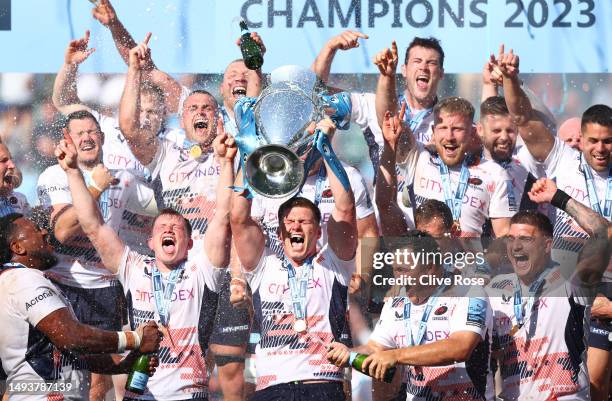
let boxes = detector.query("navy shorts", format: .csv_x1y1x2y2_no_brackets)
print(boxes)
251,381,344,401
589,319,612,351
55,282,126,331
209,271,250,347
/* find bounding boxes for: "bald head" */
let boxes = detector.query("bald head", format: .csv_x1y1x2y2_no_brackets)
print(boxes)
558,117,581,150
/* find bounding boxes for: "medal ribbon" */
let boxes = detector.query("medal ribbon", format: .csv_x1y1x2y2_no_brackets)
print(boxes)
151,263,184,326
402,273,450,346
580,154,612,219
299,164,327,207
500,160,518,212
513,264,555,327
220,107,238,136
437,156,470,223
398,94,434,133
284,256,315,326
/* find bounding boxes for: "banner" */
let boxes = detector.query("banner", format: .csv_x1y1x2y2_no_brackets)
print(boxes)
0,0,610,73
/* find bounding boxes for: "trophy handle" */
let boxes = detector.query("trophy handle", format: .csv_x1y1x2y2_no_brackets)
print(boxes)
313,129,351,193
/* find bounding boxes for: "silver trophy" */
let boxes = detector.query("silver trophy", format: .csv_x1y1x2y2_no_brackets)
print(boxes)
235,65,351,199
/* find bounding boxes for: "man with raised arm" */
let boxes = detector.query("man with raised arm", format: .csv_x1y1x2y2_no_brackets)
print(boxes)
0,213,161,401
499,46,612,399
119,36,266,401
313,33,444,228
230,118,357,400
374,47,515,239
52,29,175,179
487,178,611,401
57,126,237,401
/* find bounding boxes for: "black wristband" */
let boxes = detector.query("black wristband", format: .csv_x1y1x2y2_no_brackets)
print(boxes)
550,189,571,211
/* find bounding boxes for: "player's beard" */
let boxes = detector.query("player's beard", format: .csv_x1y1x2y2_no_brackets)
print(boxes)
31,250,58,270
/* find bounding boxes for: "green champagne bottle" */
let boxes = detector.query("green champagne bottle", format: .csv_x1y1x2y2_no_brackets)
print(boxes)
349,352,396,383
239,20,263,70
125,354,150,394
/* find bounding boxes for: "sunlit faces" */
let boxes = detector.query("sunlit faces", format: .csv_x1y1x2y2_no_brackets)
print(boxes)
505,223,552,284
180,92,219,147
220,60,249,109
581,122,612,172
279,206,321,263
401,46,444,107
433,112,472,167
66,117,104,168
12,217,57,270
139,92,165,134
478,114,518,163
558,117,582,151
0,144,17,195
147,214,193,267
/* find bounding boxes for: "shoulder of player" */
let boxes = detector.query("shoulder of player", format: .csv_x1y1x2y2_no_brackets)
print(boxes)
0,267,52,292
349,91,375,106
38,164,66,183
485,273,515,294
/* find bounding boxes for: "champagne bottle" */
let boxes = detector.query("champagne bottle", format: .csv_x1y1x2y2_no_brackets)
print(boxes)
239,20,263,70
125,354,150,394
349,352,396,383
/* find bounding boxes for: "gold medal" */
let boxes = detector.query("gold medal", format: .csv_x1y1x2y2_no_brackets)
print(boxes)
451,220,462,237
189,144,202,159
509,325,520,337
293,319,307,333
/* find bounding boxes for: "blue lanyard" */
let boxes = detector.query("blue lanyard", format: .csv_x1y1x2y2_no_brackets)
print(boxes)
220,107,238,136
499,159,518,213
283,256,314,322
402,278,449,346
437,157,470,222
513,265,554,327
151,263,184,326
398,94,433,133
310,164,327,207
581,155,612,219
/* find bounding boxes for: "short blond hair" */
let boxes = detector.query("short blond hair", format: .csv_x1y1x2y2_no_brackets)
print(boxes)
433,97,475,125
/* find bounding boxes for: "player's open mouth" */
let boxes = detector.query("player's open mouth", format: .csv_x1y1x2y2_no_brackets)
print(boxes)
162,236,176,253
193,118,209,130
290,234,305,250
232,86,247,98
416,75,430,90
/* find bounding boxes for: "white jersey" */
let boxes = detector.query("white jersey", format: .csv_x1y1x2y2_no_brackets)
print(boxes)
0,267,88,401
0,191,30,217
37,165,156,288
486,268,592,401
370,288,494,401
246,246,354,390
251,163,374,257
118,247,225,401
400,143,516,237
351,92,434,227
148,136,225,243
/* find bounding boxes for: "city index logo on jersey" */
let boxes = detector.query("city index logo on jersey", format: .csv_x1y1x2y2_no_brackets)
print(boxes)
135,288,195,303
267,276,324,296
